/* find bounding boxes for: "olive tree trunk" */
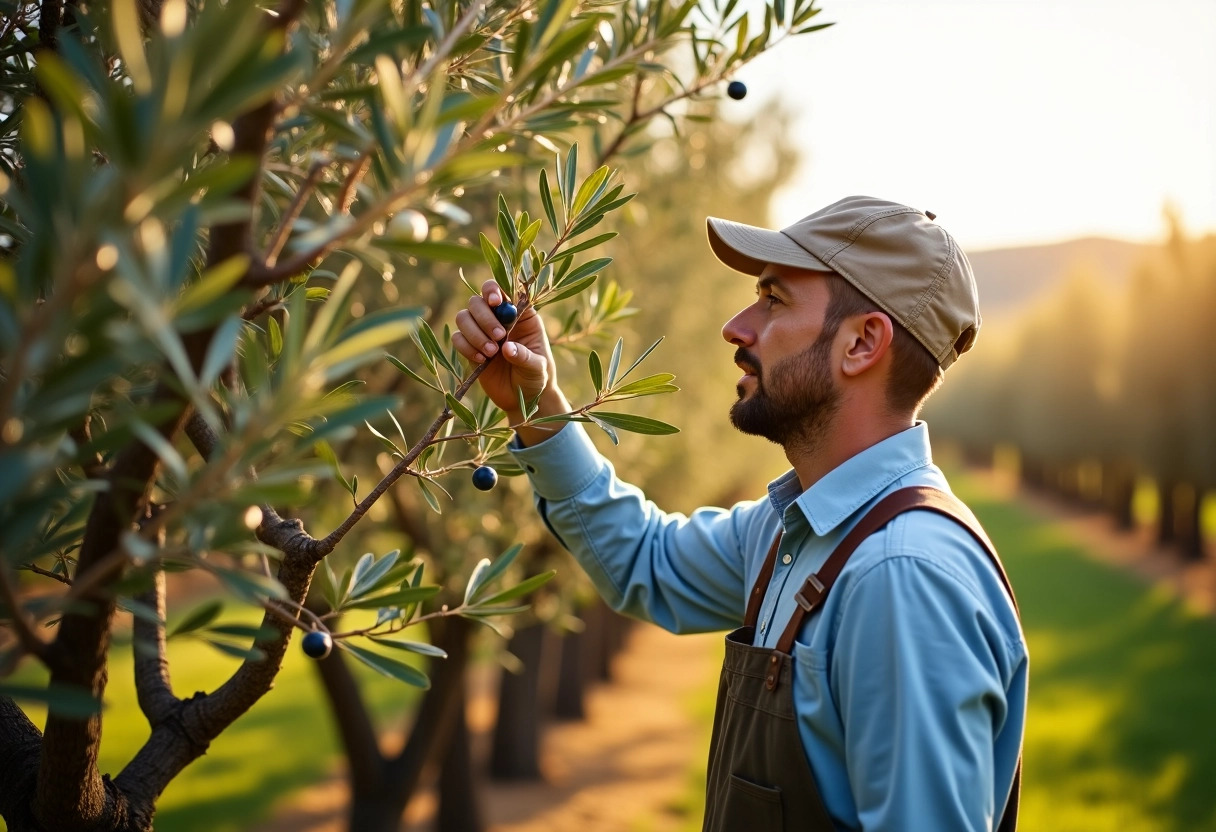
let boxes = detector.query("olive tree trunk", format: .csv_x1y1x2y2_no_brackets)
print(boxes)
488,623,548,780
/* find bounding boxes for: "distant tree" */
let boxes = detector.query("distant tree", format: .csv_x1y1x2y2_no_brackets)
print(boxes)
1121,216,1216,555
1008,268,1120,496
929,215,1215,557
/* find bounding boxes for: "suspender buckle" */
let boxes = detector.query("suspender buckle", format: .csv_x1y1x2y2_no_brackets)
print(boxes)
794,573,826,611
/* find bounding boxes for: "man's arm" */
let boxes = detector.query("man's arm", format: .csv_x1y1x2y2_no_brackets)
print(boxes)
512,419,764,633
453,282,759,633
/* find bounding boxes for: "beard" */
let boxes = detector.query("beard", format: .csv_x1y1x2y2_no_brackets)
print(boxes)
728,332,841,450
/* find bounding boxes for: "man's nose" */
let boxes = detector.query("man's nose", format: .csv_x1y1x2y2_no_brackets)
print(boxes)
721,307,754,347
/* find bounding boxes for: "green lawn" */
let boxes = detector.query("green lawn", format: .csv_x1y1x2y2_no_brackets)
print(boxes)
663,471,1216,832
2,608,420,832
958,476,1216,832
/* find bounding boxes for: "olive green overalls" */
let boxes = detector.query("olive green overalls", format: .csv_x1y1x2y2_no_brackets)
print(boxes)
702,486,1022,832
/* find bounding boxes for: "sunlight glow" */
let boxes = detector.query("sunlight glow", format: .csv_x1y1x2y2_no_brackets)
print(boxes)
731,0,1216,250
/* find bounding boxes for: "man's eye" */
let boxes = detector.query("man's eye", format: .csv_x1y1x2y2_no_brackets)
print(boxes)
765,294,782,307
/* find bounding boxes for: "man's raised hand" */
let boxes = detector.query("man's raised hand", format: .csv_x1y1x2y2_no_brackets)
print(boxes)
453,280,570,445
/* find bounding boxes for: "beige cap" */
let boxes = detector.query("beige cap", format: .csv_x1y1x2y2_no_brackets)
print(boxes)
707,196,980,370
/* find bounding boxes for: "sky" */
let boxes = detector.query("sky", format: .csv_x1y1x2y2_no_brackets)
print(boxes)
727,0,1216,251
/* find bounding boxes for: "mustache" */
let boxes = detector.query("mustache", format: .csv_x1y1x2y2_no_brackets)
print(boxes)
734,348,761,378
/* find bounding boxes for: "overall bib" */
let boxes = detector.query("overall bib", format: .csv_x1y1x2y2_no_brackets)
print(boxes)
702,486,1022,832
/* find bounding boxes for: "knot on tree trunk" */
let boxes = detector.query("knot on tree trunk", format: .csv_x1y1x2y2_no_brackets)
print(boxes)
257,512,317,559
174,694,216,756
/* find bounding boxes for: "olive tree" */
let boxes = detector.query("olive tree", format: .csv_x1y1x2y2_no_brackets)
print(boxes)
0,0,830,829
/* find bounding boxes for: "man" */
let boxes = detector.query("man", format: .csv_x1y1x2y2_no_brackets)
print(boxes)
453,196,1028,831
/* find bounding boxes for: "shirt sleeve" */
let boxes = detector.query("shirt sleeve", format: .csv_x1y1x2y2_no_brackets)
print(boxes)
510,423,755,633
830,552,1020,832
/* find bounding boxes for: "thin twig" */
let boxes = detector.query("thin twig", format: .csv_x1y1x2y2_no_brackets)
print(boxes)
328,604,464,640
0,5,23,45
310,360,491,557
264,159,327,268
401,0,488,92
305,137,639,555
595,75,644,167
241,291,284,321
68,415,106,478
0,562,45,659
260,593,326,631
338,150,373,214
447,1,537,76
22,563,72,586
467,35,665,145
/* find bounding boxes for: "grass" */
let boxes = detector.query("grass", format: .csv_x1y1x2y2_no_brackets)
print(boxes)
664,470,1216,832
957,474,1216,832
1,606,422,832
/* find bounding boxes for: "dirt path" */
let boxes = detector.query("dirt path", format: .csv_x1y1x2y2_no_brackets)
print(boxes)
448,627,719,832
265,626,722,832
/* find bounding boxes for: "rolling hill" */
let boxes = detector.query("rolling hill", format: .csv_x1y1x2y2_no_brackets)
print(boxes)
965,237,1155,321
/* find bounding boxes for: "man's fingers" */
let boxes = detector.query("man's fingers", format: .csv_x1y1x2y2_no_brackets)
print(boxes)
454,307,499,358
500,340,545,375
481,279,502,306
469,294,506,341
452,331,486,363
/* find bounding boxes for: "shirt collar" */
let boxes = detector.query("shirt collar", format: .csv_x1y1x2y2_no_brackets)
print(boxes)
765,422,934,536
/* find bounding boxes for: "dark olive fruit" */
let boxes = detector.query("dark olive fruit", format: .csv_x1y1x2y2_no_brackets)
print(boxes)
301,630,332,659
727,80,747,100
471,465,499,491
494,301,518,327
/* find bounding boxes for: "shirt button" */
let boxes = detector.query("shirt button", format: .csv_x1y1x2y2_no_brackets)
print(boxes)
781,553,792,565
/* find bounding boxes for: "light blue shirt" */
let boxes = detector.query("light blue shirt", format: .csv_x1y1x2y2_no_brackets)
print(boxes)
511,421,1027,831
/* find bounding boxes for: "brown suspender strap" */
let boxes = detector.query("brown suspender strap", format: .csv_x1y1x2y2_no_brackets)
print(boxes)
767,485,1019,685
744,532,783,628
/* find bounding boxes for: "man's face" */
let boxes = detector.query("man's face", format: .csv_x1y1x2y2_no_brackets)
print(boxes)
721,265,842,447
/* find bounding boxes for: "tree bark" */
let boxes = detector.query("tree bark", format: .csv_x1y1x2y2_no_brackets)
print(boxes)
1019,456,1043,490
337,615,474,832
489,623,546,780
1103,463,1137,531
1157,480,1177,547
607,606,631,659
551,626,586,720
1,5,312,828
313,637,386,798
0,696,45,831
583,599,614,683
1175,485,1205,561
1057,463,1082,504
436,687,482,832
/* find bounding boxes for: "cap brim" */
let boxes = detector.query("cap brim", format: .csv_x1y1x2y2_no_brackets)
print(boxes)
706,217,833,276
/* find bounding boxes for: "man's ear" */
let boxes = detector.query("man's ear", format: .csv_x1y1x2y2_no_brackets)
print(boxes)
840,312,894,378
